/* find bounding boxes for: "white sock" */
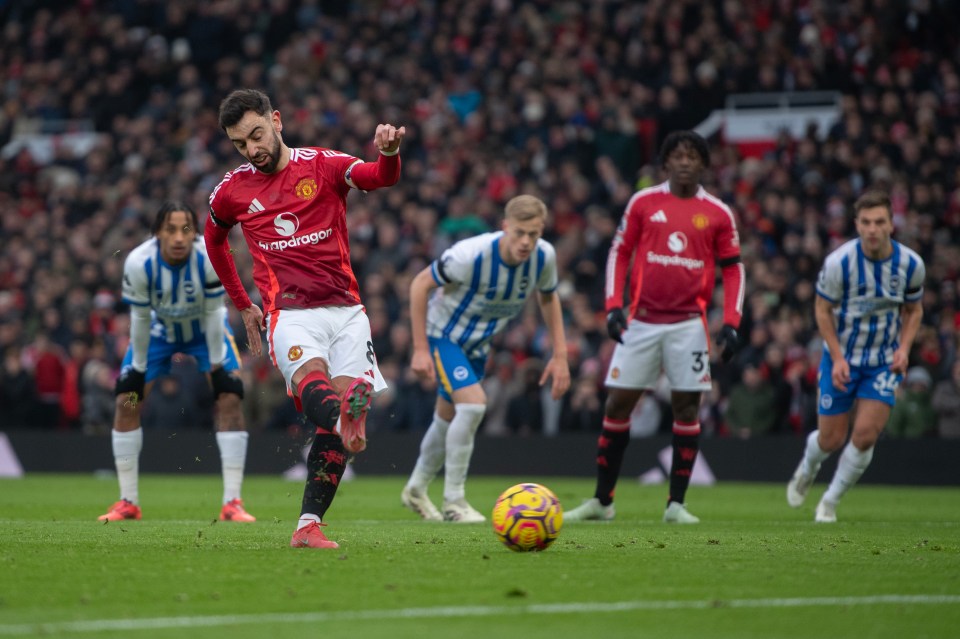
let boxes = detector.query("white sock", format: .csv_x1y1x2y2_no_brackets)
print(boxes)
443,404,486,503
216,431,248,504
822,443,874,505
801,430,831,477
112,428,143,504
297,514,321,530
406,413,451,492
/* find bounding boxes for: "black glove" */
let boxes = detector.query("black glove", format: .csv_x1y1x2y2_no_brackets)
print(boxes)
115,367,146,400
606,308,628,343
717,324,739,363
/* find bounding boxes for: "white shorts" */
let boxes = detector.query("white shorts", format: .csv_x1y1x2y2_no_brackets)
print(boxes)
267,305,387,394
605,317,712,391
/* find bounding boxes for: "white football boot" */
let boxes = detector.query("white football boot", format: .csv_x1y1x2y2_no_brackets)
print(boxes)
401,485,443,521
442,499,486,523
663,501,700,524
564,497,616,522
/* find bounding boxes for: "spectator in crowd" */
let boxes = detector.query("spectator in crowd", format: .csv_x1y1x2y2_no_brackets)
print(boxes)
886,366,937,438
932,359,960,439
725,363,778,438
0,1,957,443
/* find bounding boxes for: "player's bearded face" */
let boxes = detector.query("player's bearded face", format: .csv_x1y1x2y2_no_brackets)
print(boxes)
227,112,284,174
248,128,282,174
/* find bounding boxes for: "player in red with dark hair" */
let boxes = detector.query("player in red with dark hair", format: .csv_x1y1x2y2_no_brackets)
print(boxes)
205,89,405,548
566,130,745,524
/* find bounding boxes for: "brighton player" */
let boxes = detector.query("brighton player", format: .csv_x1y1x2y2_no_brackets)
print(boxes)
206,89,404,548
100,201,254,523
787,190,924,522
566,130,744,524
401,195,571,522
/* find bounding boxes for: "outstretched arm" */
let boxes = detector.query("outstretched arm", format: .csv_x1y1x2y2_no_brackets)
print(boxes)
346,124,406,190
537,290,571,399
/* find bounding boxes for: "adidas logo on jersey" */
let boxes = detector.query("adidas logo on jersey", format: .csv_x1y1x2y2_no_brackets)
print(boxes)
650,210,667,223
248,198,265,214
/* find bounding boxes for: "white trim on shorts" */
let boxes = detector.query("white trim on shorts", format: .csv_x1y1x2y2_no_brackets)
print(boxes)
604,317,712,391
266,305,387,394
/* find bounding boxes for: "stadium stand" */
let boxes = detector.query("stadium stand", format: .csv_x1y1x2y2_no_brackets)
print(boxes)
0,0,958,440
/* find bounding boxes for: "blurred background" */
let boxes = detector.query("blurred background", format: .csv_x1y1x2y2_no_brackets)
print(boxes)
1,0,958,457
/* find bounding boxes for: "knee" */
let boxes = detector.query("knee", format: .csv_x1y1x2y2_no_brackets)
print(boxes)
455,403,486,433
818,430,846,452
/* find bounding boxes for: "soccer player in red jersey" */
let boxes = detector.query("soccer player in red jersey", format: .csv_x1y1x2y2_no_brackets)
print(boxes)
566,131,745,524
204,89,405,548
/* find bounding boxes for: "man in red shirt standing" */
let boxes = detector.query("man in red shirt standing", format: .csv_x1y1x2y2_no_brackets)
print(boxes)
205,89,405,548
566,131,745,524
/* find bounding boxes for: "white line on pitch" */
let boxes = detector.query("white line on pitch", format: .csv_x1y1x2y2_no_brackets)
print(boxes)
0,594,957,635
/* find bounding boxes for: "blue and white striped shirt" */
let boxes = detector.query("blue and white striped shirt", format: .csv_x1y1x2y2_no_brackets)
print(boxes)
122,238,227,344
426,232,558,359
816,238,925,367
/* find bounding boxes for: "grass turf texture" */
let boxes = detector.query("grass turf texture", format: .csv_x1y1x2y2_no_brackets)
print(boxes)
1,474,958,638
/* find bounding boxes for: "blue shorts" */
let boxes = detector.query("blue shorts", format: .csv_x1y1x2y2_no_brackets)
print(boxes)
428,337,486,402
817,350,902,415
121,320,241,383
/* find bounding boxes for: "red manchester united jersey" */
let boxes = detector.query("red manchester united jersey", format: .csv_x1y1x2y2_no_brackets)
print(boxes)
208,147,368,314
606,182,744,325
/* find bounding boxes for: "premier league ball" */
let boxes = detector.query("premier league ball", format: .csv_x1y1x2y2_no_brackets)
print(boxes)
491,483,563,552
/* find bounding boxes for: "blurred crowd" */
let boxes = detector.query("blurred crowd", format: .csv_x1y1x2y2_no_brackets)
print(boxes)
1,0,959,440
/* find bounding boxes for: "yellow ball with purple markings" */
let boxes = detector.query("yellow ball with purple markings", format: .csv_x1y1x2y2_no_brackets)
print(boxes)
491,483,563,552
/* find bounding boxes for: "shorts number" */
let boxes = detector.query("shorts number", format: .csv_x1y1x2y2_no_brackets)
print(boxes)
366,341,376,365
691,350,708,373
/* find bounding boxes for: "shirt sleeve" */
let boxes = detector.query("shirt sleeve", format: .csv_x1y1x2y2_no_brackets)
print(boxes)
128,305,152,372
204,184,253,312
816,255,843,303
605,205,641,312
905,254,925,302
345,152,401,191
431,241,475,287
537,241,559,293
121,253,150,307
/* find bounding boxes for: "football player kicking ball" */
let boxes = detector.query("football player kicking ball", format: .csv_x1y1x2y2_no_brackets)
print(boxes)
401,195,571,522
100,201,255,524
206,89,404,548
786,190,924,522
566,131,745,524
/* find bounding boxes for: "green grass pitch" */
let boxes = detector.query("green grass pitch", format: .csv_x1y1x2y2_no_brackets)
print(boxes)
1,474,958,638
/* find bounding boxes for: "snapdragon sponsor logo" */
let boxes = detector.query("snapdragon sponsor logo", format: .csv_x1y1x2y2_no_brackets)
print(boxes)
258,212,333,251
646,252,705,270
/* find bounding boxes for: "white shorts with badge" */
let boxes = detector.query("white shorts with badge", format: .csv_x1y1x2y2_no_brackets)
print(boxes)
267,305,387,394
605,317,712,391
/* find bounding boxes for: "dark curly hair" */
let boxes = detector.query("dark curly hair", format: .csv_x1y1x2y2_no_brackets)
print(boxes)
659,130,710,166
